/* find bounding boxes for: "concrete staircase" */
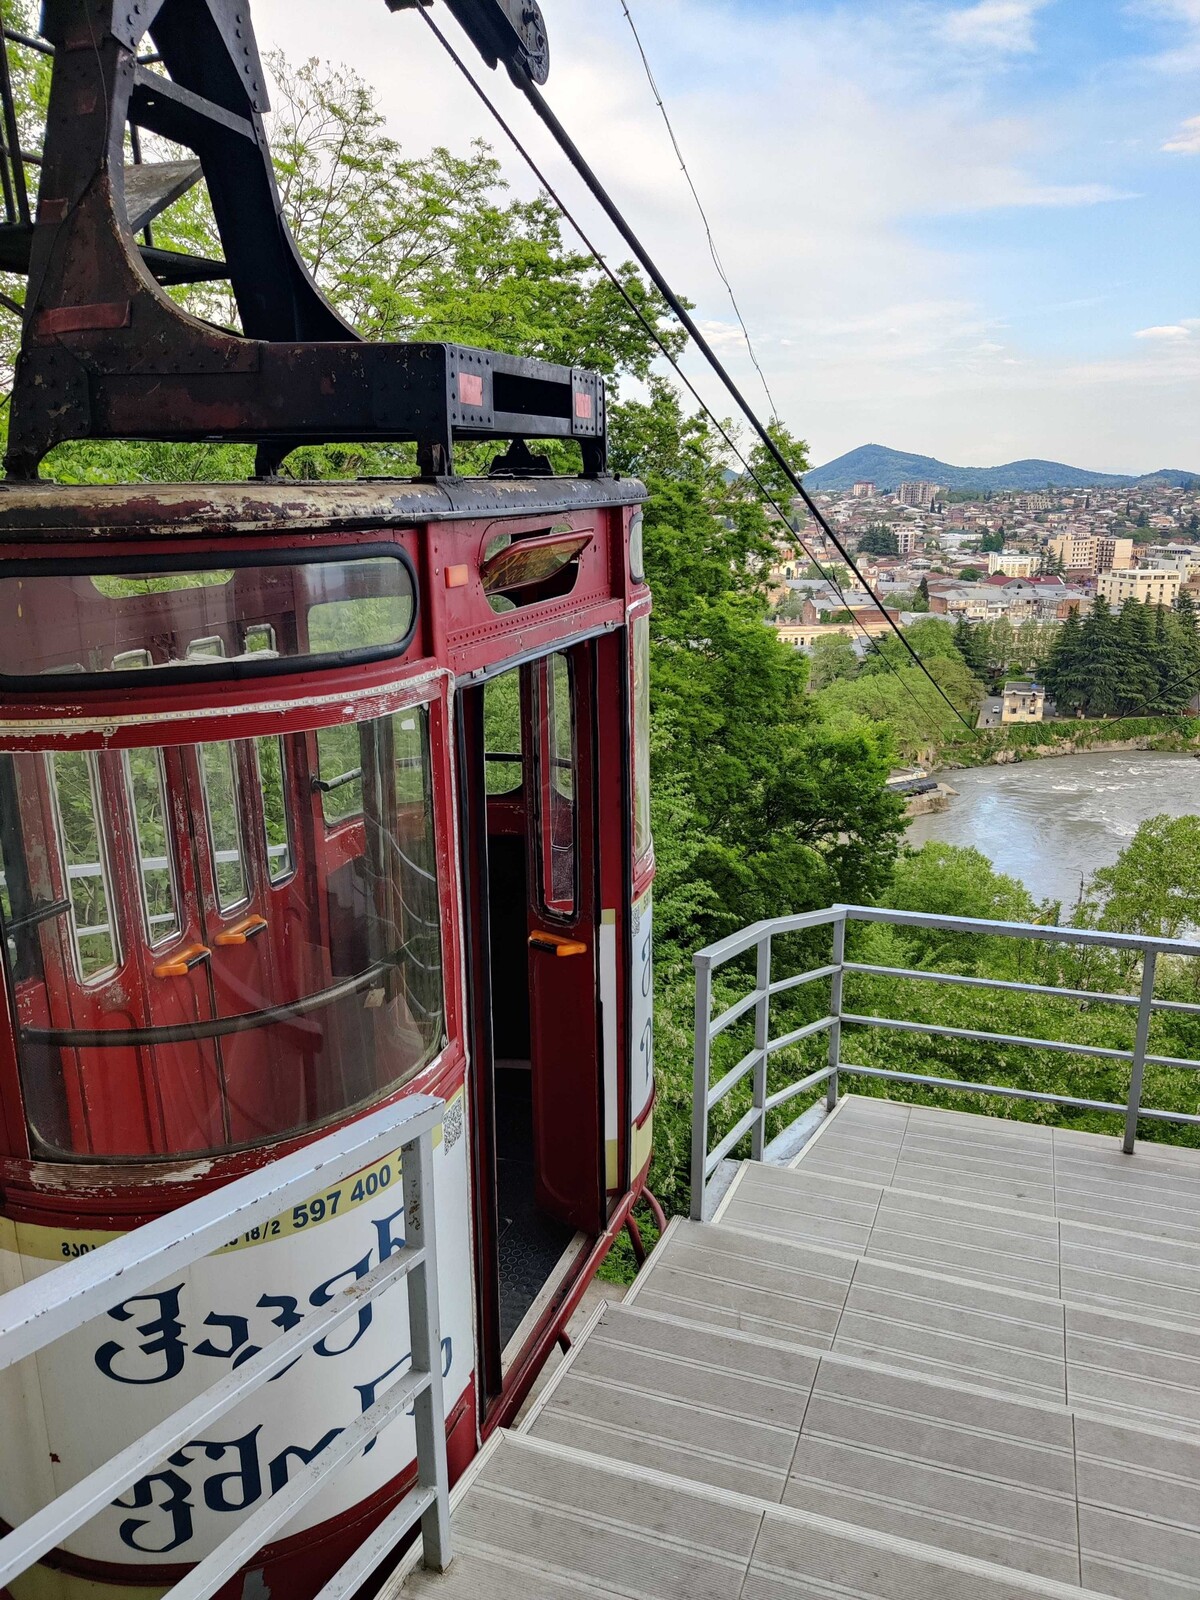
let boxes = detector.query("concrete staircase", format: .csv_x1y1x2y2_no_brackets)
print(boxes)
396,1096,1200,1598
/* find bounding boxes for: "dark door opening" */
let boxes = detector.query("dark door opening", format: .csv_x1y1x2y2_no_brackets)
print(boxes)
461,648,604,1401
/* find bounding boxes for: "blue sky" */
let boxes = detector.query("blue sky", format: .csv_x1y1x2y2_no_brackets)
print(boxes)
252,0,1200,471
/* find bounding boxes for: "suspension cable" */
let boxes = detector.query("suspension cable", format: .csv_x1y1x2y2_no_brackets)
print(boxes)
614,0,779,420
417,6,979,737
416,9,968,747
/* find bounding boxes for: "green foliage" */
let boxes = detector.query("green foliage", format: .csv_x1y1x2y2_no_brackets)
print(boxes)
807,634,858,690
1088,816,1200,940
858,525,898,556
980,530,1005,553
1042,596,1200,717
815,654,982,763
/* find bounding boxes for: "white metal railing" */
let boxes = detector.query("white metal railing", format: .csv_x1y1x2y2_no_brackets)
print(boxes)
0,1095,452,1597
691,904,1200,1220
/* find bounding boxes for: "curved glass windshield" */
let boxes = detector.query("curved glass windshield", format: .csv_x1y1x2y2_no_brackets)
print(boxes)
0,709,444,1161
0,551,416,686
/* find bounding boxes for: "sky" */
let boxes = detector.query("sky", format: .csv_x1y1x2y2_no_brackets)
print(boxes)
246,0,1200,474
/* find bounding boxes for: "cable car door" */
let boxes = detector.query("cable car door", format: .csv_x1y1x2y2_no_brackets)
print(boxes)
525,647,604,1234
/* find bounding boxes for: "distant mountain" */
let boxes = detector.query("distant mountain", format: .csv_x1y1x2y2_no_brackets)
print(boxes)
803,444,1200,494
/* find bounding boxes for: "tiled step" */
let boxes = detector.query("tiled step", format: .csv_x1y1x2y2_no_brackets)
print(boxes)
797,1095,1200,1247
634,1216,1200,1433
396,1429,1122,1600
719,1157,1200,1324
522,1299,1200,1598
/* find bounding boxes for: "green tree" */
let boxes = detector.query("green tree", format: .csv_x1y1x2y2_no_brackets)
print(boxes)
1042,610,1089,715
1089,816,1200,939
744,419,810,510
1079,597,1123,716
980,530,1005,554
808,634,858,690
858,525,899,556
859,616,962,677
952,617,989,677
1115,598,1158,713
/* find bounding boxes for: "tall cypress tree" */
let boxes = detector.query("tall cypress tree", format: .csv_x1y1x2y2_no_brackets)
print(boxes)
952,616,988,677
1080,597,1122,717
1115,599,1157,713
1043,610,1088,714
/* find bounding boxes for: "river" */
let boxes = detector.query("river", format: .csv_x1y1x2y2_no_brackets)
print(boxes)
907,752,1200,911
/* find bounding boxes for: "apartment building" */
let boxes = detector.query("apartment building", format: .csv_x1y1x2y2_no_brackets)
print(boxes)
987,550,1036,578
1048,532,1134,573
896,481,940,509
1097,568,1182,607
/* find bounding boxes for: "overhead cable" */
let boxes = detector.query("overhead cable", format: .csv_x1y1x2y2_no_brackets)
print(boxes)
416,7,972,749
418,6,979,736
615,0,779,421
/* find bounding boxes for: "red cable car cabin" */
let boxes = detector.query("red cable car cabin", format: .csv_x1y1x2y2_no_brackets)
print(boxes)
0,478,654,1600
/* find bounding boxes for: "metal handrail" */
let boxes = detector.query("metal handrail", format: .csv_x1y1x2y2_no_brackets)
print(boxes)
0,1094,453,1594
691,903,1200,1220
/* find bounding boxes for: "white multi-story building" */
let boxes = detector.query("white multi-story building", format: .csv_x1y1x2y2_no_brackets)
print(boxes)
895,527,918,556
987,550,1036,578
1097,568,1182,607
1048,533,1134,573
851,481,876,499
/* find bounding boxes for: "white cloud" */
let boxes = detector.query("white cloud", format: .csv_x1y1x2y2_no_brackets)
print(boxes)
1135,319,1200,338
1162,113,1200,150
938,1,1048,53
238,0,1195,471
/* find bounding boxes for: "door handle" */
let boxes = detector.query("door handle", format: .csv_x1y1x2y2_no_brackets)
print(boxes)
215,915,269,947
529,931,588,958
154,944,212,979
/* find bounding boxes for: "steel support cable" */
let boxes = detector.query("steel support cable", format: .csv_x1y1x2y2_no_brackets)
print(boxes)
420,8,977,736
416,9,970,747
615,0,779,420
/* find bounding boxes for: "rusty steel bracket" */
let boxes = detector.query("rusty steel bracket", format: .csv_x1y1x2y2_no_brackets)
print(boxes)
5,0,603,480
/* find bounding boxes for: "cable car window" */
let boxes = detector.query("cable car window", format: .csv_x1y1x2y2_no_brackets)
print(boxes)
49,752,119,983
633,614,652,862
484,669,523,795
315,724,364,825
186,635,227,661
124,747,181,945
0,549,418,687
243,623,277,656
199,742,250,912
538,653,576,916
3,708,445,1162
257,736,294,883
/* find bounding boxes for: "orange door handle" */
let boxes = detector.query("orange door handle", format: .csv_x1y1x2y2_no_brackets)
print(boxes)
154,944,212,979
529,931,588,958
215,914,269,947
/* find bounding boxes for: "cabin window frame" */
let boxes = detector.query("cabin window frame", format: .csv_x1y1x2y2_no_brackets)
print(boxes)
0,544,420,691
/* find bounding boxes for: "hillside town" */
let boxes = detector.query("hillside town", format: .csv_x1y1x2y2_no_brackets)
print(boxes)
768,477,1200,723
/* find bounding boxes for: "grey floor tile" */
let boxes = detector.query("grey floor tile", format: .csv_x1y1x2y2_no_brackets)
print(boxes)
781,1444,1080,1584
1080,1504,1200,1599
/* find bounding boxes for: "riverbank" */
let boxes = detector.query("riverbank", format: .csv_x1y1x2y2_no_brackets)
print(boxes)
947,714,1200,770
907,750,1200,909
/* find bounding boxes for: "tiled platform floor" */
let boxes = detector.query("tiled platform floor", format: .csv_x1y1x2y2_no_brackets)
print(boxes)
398,1099,1200,1600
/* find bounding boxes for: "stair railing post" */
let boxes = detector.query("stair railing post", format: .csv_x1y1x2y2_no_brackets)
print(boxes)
691,953,714,1220
751,933,773,1161
827,909,847,1113
1123,947,1158,1157
402,1124,452,1573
